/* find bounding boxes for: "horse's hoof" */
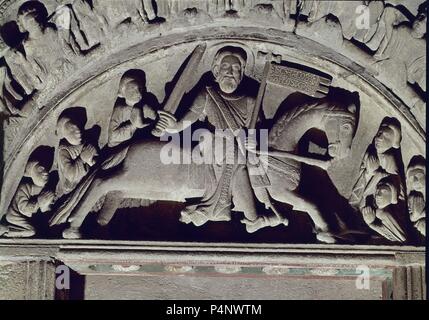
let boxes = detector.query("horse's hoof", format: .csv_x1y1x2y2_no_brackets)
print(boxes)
63,227,82,239
316,231,336,244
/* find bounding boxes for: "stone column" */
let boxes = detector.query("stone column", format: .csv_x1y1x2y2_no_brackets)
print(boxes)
393,265,426,300
0,259,56,300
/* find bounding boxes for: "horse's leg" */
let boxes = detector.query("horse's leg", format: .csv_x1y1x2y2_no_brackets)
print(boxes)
96,191,124,226
63,177,115,239
266,174,336,244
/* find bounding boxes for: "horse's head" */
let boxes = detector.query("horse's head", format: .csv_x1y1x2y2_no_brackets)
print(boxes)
322,103,357,160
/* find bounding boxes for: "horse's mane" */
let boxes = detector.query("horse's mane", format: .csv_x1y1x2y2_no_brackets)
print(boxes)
269,99,349,144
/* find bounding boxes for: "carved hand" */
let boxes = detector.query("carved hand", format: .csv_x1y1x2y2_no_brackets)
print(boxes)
131,105,157,129
366,153,379,173
38,190,55,212
130,106,145,128
154,110,178,135
362,206,376,224
81,144,98,166
414,219,426,236
143,105,157,121
408,193,425,218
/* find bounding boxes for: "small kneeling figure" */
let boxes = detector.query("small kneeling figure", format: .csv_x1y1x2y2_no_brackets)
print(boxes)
0,160,55,237
361,176,406,243
406,157,425,236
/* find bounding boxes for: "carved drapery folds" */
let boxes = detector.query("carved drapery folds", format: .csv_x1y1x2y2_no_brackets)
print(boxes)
0,1,425,245
0,146,56,237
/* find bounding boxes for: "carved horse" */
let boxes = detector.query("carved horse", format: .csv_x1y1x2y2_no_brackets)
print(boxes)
54,98,358,241
260,99,357,243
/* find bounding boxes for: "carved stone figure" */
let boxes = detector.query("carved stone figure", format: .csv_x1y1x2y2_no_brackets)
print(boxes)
406,156,426,236
250,97,358,243
65,0,104,51
349,117,405,211
154,46,283,231
295,0,425,114
361,176,407,243
92,0,152,30
47,45,358,242
107,70,156,148
56,112,99,195
3,46,44,99
374,11,426,93
367,6,408,53
15,1,74,85
87,70,157,227
0,61,25,117
0,157,55,238
50,3,100,54
297,0,385,43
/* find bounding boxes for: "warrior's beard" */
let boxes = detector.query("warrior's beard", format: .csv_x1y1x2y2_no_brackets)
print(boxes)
218,76,239,94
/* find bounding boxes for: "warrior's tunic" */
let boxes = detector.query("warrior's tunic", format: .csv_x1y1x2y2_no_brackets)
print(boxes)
182,86,262,224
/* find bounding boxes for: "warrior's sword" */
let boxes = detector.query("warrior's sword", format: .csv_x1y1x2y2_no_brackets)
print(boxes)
151,43,207,137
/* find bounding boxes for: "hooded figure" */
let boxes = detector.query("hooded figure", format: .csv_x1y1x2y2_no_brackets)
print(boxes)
56,114,98,195
361,176,407,243
406,157,426,236
350,117,406,210
0,159,55,238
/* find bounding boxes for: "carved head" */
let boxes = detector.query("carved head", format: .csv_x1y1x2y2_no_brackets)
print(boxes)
24,160,49,187
17,1,46,34
57,116,82,146
375,176,399,209
412,13,427,38
212,46,246,94
406,156,426,194
374,118,401,153
324,103,357,160
118,71,144,105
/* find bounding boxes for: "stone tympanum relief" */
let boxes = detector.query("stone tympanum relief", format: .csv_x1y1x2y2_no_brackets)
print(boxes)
48,45,359,242
0,1,425,246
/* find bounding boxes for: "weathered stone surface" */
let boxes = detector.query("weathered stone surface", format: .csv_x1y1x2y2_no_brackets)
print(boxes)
0,0,425,246
393,265,426,300
0,240,425,300
84,274,385,300
0,0,425,299
0,259,56,300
